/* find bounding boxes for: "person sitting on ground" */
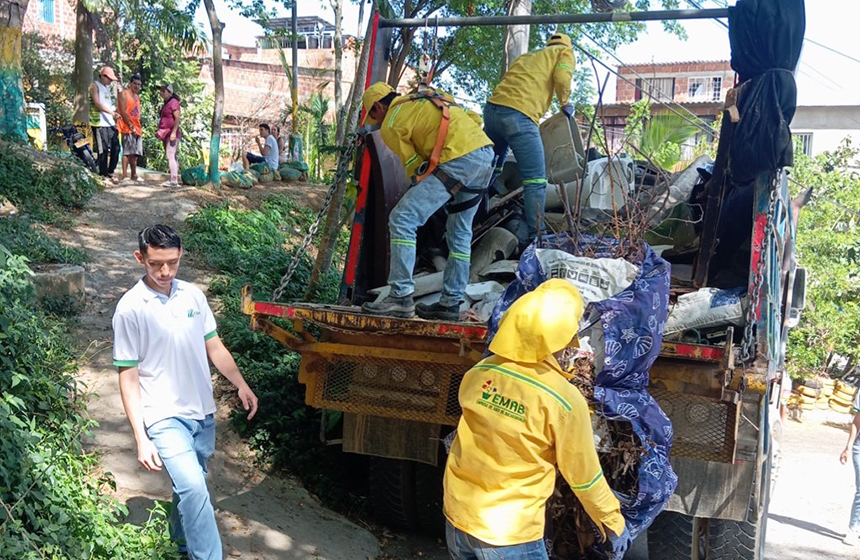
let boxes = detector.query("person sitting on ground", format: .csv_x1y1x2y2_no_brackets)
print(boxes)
443,279,631,559
359,82,494,321
840,388,860,545
242,123,279,174
117,73,143,183
272,125,288,164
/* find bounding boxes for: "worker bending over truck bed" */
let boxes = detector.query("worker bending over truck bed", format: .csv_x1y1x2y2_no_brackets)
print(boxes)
443,280,630,559
359,82,494,321
484,33,576,248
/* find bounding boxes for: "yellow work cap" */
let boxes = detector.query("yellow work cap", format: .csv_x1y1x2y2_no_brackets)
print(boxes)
361,82,395,125
547,33,572,49
489,279,585,364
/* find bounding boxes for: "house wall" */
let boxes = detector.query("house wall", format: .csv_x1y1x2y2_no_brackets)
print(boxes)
616,61,734,104
22,0,77,41
791,106,860,157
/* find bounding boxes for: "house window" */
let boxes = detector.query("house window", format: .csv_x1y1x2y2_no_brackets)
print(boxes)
634,77,675,102
688,76,724,101
40,0,55,23
794,133,813,156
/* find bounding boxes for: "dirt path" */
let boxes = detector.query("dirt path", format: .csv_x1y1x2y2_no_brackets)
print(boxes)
47,180,380,560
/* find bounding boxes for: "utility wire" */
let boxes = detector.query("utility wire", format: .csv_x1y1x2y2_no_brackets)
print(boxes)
804,38,860,67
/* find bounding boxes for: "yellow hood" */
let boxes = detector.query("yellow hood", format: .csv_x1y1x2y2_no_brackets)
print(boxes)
489,279,584,364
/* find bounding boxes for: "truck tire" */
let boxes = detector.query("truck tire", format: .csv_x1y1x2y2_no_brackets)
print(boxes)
708,448,772,560
648,511,705,560
368,457,418,530
414,461,445,536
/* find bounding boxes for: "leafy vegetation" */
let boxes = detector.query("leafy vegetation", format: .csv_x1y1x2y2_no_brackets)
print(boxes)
0,146,100,223
0,219,87,265
21,33,75,142
787,139,860,378
0,246,179,558
183,196,361,507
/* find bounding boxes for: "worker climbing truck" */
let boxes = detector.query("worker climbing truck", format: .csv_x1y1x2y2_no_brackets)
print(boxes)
243,2,807,558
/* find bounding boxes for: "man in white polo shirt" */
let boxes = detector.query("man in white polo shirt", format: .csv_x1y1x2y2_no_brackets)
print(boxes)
112,224,258,560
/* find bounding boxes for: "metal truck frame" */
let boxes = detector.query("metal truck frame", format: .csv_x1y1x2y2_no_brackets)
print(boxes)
243,7,807,559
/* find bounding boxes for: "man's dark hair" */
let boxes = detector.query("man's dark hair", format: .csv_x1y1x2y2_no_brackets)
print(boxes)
259,123,271,133
380,92,399,106
138,224,181,254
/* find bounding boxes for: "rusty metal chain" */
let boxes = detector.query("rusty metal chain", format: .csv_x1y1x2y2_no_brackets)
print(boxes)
739,173,780,364
271,137,359,302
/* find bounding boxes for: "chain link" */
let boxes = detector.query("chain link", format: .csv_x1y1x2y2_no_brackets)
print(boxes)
271,137,359,302
739,172,780,363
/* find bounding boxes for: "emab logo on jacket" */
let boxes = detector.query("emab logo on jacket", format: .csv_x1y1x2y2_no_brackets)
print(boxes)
478,379,526,422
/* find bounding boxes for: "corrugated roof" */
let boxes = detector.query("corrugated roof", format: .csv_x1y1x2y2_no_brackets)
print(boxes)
617,60,731,69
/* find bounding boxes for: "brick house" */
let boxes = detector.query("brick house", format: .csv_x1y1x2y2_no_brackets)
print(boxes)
601,60,736,157
22,0,77,41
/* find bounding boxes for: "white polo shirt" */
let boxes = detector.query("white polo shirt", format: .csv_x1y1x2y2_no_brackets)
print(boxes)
112,278,218,428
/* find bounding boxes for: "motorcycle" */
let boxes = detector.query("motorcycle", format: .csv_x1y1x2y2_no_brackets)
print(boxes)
51,125,98,173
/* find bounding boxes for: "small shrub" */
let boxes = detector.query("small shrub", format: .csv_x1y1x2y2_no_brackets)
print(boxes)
0,218,87,265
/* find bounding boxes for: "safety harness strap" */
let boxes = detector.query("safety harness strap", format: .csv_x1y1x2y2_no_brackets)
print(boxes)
415,93,451,183
432,167,486,214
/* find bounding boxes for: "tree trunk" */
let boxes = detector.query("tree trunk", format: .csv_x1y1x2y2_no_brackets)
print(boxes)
0,0,29,140
73,0,93,125
203,0,224,186
331,0,344,145
501,0,531,74
304,5,375,299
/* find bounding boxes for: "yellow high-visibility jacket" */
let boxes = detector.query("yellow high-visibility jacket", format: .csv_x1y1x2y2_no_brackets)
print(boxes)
380,89,493,178
443,354,625,546
489,45,576,123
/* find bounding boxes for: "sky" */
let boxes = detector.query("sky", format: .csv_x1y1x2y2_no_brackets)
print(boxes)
197,0,860,107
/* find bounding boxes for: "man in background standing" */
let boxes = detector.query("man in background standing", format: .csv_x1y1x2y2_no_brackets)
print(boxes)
117,73,143,183
90,66,121,180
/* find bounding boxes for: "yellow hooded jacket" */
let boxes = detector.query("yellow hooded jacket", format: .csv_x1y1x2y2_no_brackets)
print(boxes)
379,89,493,178
488,44,576,124
443,279,625,546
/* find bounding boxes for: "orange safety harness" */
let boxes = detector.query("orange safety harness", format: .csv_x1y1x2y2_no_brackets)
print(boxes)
397,88,488,214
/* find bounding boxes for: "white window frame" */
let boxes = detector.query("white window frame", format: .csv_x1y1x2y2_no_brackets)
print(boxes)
688,76,722,102
794,133,813,156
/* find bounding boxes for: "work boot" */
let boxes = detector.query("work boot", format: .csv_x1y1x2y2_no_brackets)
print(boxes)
362,294,415,318
416,301,460,321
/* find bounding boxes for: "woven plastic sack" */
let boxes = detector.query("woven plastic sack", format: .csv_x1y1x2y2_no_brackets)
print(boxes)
180,165,208,186
257,170,273,184
279,165,303,181
222,170,256,189
249,162,271,174
283,160,309,173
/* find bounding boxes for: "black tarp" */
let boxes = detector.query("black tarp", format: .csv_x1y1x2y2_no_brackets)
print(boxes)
727,0,805,185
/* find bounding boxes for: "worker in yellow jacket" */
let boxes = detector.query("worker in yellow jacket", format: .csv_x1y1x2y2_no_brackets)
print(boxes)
359,82,494,321
484,33,576,250
443,279,631,559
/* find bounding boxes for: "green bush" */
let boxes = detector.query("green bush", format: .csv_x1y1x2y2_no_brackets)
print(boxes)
0,147,100,223
184,196,358,507
0,246,179,558
0,218,87,265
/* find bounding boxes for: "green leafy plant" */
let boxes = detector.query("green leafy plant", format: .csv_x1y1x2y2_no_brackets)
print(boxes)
787,139,860,379
183,196,360,509
0,146,100,223
0,218,87,265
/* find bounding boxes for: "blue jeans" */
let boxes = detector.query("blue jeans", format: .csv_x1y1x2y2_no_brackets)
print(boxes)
446,522,549,560
851,439,860,530
147,415,221,560
389,146,494,307
482,102,547,242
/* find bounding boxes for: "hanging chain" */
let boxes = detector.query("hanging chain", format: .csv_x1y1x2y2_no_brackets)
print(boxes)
739,172,781,364
271,136,359,302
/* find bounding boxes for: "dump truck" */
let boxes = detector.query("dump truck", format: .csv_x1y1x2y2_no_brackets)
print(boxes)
243,5,807,559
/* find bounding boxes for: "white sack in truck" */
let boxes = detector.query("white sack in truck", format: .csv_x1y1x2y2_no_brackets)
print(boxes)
664,287,746,335
535,249,640,304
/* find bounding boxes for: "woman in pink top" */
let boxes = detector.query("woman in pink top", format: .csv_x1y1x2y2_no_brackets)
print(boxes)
158,84,182,187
